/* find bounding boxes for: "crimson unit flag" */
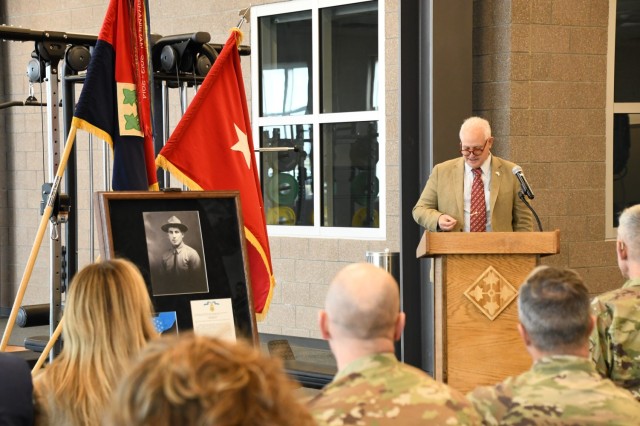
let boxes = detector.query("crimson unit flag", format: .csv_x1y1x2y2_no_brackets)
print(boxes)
72,0,158,190
156,29,275,318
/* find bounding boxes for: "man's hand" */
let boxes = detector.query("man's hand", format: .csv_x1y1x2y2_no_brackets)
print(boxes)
438,214,457,231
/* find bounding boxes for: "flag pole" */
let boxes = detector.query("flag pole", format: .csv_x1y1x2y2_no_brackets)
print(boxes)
0,126,78,352
236,7,249,29
31,318,64,374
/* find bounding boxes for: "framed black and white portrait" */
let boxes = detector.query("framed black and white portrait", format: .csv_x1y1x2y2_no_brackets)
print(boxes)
143,210,209,297
94,191,257,344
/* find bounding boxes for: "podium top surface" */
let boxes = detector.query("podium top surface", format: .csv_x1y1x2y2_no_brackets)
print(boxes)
416,230,560,258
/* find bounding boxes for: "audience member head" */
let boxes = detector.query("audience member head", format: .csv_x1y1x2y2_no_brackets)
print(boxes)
33,258,157,426
319,262,404,368
518,266,592,359
62,258,157,354
108,334,315,426
616,204,640,278
459,116,493,168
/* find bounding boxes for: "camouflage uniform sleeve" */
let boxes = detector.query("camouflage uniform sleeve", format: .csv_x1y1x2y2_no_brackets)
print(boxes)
590,297,613,377
466,385,508,426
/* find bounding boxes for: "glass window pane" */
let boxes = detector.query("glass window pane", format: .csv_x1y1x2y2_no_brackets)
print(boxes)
614,1,640,102
259,11,312,116
320,1,378,113
613,113,640,226
321,121,379,227
260,125,314,226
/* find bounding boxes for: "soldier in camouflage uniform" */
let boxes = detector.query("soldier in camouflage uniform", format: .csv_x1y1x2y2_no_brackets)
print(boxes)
590,203,640,400
308,263,480,425
467,266,640,425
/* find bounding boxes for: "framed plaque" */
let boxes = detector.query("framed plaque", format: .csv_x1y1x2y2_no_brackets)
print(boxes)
94,190,257,344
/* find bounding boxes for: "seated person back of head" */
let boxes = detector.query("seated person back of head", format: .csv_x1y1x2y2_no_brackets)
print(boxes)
0,352,33,426
308,262,480,425
467,266,640,425
33,258,158,426
590,203,640,400
107,333,316,426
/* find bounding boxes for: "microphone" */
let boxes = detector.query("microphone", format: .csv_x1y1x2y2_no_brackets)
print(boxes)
512,165,534,200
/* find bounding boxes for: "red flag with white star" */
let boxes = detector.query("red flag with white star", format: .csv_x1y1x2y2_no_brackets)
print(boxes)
156,29,274,318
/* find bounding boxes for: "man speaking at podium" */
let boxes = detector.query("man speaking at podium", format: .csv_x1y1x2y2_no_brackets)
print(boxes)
412,117,532,232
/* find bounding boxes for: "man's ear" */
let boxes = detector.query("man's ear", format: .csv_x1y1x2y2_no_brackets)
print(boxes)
517,323,531,347
393,312,406,341
617,240,628,260
319,310,331,340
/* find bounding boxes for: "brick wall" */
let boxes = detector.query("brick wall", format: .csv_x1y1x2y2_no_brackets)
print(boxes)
0,2,8,308
473,0,618,294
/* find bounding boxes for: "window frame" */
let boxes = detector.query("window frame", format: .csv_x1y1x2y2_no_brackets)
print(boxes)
606,0,640,238
251,0,386,239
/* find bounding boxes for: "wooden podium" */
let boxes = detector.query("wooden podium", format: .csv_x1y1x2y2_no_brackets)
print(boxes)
416,231,560,393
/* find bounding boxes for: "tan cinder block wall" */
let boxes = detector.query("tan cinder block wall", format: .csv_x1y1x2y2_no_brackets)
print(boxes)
473,0,619,295
0,0,401,338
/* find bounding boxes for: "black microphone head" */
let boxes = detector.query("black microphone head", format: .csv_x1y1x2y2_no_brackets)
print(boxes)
512,164,534,199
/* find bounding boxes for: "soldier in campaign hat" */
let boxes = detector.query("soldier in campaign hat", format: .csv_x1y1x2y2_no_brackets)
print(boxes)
157,215,203,295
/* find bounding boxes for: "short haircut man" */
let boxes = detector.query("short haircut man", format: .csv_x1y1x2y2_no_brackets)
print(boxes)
590,204,640,400
468,266,640,424
308,262,480,425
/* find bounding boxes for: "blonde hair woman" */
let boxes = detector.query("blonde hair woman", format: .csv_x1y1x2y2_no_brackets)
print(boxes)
108,334,316,426
33,258,157,426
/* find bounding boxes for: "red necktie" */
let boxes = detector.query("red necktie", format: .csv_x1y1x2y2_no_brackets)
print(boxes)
470,168,486,232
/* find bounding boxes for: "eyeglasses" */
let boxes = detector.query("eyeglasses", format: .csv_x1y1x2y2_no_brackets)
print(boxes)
460,139,489,157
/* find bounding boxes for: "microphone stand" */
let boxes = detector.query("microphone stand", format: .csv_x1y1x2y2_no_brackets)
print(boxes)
518,191,543,231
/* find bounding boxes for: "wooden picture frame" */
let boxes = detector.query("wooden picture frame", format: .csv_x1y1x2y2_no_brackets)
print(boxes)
94,190,257,345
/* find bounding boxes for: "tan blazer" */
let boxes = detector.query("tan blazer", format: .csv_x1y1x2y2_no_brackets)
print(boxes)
412,156,533,232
